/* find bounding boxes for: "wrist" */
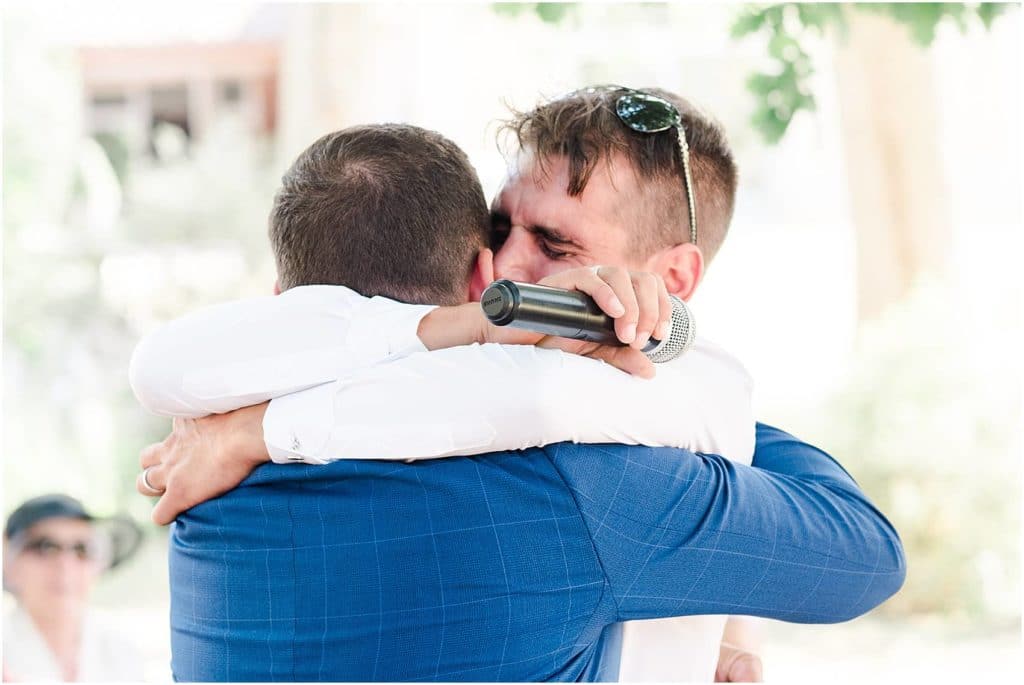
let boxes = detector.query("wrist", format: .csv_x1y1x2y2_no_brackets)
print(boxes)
418,303,486,349
225,403,271,468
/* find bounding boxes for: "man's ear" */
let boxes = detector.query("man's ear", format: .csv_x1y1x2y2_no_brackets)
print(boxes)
273,280,281,296
468,248,495,302
645,243,704,301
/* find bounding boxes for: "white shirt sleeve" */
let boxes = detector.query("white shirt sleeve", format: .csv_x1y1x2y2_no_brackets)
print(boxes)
263,337,756,465
128,285,435,418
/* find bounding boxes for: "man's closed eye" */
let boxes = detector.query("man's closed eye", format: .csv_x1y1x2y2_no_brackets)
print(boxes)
539,241,572,259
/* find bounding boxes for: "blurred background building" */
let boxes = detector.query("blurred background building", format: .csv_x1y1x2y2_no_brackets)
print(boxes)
3,2,1021,681
80,40,279,156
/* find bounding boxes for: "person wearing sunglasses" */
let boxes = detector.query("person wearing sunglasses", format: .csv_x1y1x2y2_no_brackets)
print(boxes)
487,85,756,682
2,494,143,681
129,106,903,680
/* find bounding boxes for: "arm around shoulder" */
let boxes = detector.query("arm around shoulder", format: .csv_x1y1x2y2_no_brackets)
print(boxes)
547,424,905,625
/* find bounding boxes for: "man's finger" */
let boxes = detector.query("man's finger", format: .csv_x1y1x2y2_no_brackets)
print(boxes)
136,463,168,497
630,272,662,350
139,441,166,469
540,267,625,320
151,489,186,526
593,267,639,344
534,336,585,355
594,346,655,379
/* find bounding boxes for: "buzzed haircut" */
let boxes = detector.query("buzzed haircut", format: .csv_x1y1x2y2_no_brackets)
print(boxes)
269,124,489,305
502,87,738,263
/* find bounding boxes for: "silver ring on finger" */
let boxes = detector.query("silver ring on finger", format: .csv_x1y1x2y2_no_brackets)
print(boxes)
140,465,165,496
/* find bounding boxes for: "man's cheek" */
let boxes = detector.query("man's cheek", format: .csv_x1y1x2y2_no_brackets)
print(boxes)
495,262,561,285
493,253,537,283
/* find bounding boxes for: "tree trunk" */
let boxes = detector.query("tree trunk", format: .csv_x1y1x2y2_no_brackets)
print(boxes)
832,11,953,322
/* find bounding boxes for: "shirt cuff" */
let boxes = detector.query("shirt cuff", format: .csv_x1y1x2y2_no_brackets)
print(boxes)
263,383,337,465
347,296,437,362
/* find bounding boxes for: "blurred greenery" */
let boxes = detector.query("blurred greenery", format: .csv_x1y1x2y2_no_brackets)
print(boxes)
492,2,580,23
800,280,1020,621
729,3,1015,142
93,132,131,183
493,2,1016,144
2,14,279,524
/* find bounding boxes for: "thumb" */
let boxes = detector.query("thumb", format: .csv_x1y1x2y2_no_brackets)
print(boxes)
728,653,763,683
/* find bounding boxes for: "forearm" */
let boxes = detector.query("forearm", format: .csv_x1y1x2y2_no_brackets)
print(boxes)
567,338,754,461
416,302,487,350
262,340,754,464
696,430,905,621
129,286,435,417
561,425,906,624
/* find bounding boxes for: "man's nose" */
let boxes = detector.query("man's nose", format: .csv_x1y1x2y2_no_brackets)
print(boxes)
55,552,82,577
493,227,535,282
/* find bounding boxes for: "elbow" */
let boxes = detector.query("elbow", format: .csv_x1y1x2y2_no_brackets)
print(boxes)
875,528,908,609
128,333,183,416
128,337,161,414
864,510,908,617
835,523,908,623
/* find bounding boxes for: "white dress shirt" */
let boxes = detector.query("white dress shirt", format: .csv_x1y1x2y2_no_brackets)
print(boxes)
129,284,756,681
2,604,144,682
129,285,435,419
130,285,755,465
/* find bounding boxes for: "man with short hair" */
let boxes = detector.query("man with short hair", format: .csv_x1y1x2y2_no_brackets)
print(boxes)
134,94,905,679
492,85,733,289
268,123,492,305
485,85,753,681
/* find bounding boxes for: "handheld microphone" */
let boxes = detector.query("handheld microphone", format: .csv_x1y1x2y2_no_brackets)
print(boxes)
481,279,695,362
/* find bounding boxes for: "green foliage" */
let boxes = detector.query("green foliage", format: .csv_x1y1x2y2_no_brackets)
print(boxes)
738,6,821,144
2,20,280,517
490,3,1014,145
93,132,131,183
731,3,1014,144
492,2,579,23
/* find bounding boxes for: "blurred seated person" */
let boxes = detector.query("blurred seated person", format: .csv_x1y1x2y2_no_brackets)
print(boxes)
2,494,143,682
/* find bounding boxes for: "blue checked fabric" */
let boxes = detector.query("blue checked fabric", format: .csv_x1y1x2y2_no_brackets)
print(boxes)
169,424,905,681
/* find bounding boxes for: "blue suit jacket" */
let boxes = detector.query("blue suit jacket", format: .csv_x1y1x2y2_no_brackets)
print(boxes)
169,424,905,681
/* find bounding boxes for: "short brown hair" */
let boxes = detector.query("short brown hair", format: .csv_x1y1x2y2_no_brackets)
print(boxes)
502,87,738,263
269,124,489,305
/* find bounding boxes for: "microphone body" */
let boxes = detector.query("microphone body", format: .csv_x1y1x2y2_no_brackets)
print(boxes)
481,279,695,362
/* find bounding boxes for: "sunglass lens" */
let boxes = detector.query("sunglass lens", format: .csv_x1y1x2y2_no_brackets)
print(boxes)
616,93,680,133
21,537,98,561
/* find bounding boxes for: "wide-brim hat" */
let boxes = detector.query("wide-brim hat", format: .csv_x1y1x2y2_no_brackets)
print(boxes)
4,493,143,571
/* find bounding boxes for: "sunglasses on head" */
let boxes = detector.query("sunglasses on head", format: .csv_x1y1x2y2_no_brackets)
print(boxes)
20,536,102,562
560,86,698,246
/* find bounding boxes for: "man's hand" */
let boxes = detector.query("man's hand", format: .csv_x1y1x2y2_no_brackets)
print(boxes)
136,403,271,525
537,266,674,350
715,642,764,682
715,617,764,682
417,266,672,378
535,335,655,378
417,301,542,351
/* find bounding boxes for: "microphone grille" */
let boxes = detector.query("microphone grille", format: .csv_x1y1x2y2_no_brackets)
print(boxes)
646,296,696,363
